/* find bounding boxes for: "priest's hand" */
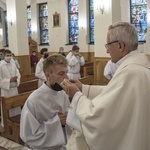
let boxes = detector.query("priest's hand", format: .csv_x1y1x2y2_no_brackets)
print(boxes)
61,79,80,98
58,112,67,126
69,79,82,91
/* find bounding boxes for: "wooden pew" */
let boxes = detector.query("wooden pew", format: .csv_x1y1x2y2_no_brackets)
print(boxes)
83,66,93,77
80,62,93,77
20,73,37,82
0,76,94,144
79,75,94,85
1,91,32,143
18,79,38,94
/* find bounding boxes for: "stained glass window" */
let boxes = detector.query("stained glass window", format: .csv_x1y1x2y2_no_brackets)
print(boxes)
39,3,49,45
68,0,79,44
4,11,9,46
27,6,31,37
89,0,94,43
130,0,147,43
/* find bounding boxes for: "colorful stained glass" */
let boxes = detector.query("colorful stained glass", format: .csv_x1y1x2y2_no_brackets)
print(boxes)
39,4,48,17
130,0,147,42
39,3,49,45
89,0,94,43
27,6,31,37
68,0,78,44
4,11,9,46
39,17,48,30
40,30,49,44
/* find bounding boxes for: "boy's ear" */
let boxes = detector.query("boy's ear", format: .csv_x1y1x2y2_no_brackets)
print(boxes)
45,72,50,78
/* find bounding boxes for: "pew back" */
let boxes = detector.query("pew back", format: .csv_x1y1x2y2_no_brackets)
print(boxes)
1,91,32,143
20,73,37,82
80,62,93,77
83,66,93,77
18,79,38,94
79,75,94,85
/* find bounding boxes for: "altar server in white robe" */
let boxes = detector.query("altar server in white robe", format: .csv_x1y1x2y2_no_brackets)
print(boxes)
66,45,85,79
20,54,71,150
61,22,150,150
0,49,21,126
104,60,117,80
35,48,48,87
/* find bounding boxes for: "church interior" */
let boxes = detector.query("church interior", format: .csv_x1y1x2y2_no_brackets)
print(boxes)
0,0,149,149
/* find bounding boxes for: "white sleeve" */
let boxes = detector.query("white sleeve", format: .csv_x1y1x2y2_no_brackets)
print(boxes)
0,65,10,90
67,91,83,133
79,56,85,66
35,60,46,80
20,101,65,147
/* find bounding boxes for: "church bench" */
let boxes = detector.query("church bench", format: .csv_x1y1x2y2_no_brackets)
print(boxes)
1,91,32,144
80,62,93,77
79,75,94,85
18,79,38,94
20,73,37,82
83,66,94,77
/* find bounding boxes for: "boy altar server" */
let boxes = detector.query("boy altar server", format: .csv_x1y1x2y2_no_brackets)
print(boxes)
0,49,21,126
20,54,71,150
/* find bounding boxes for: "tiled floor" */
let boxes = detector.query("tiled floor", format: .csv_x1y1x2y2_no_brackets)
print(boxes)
0,120,31,150
0,136,31,150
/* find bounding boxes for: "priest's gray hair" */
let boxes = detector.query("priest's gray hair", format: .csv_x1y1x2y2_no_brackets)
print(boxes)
108,22,138,51
43,54,68,73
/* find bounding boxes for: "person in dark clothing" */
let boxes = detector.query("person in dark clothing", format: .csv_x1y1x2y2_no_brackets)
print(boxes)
30,51,39,73
58,47,66,57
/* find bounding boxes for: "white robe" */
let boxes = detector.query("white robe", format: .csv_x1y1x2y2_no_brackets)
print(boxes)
20,83,71,150
66,52,85,79
66,52,150,150
104,60,117,80
0,60,20,97
35,58,46,87
0,60,21,126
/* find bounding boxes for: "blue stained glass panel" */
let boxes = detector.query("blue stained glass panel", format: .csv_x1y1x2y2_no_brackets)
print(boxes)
39,17,48,30
40,30,49,44
130,0,147,42
68,0,78,44
4,11,9,46
39,3,49,45
27,7,31,19
39,4,48,17
89,0,94,43
27,6,31,37
27,19,31,36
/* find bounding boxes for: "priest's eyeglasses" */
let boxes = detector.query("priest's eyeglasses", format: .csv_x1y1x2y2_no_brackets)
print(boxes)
105,41,119,49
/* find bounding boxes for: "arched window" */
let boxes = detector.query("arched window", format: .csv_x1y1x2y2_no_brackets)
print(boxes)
39,3,49,45
68,0,79,44
89,0,94,44
130,0,147,43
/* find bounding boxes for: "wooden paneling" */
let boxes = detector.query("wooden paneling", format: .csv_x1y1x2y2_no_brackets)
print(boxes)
94,57,110,85
15,52,95,78
16,55,30,75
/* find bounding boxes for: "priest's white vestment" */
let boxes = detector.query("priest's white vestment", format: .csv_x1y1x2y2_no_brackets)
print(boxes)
66,52,150,150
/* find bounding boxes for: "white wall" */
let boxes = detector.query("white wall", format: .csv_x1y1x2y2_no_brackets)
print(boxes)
32,0,94,53
1,0,150,56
